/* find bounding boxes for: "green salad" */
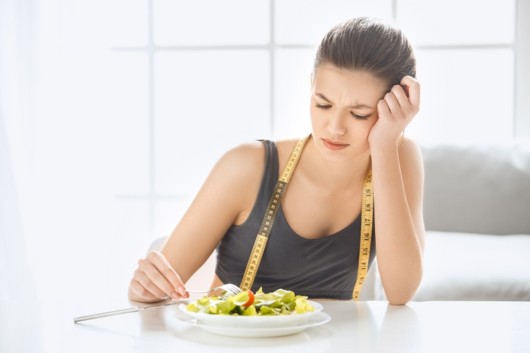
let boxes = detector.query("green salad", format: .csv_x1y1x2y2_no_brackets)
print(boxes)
185,287,314,316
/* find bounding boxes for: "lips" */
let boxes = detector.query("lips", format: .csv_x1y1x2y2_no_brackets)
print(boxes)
322,138,349,151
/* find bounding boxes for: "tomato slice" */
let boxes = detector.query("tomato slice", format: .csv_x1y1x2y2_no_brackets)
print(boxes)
243,290,255,308
231,290,255,308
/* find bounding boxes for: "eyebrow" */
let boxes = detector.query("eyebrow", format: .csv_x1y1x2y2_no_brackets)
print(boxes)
315,93,374,109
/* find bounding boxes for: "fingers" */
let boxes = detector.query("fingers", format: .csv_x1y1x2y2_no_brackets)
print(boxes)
129,251,189,303
129,277,162,302
380,78,420,119
371,77,420,147
400,76,420,108
384,89,402,116
377,90,403,121
148,251,188,297
137,260,175,299
377,99,391,118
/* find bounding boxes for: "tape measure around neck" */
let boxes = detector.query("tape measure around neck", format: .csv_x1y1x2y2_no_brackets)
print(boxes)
239,136,374,301
240,136,309,291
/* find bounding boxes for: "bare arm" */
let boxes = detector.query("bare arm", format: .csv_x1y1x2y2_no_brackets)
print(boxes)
368,77,425,305
128,142,265,302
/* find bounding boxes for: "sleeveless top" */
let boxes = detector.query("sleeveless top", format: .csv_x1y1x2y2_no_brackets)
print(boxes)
215,140,376,300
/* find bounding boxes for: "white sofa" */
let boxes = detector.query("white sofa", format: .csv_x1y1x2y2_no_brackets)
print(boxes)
410,142,530,301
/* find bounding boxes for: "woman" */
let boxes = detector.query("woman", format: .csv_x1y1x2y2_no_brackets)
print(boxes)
128,17,424,305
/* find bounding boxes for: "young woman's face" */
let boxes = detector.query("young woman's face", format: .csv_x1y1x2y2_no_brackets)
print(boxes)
310,63,387,161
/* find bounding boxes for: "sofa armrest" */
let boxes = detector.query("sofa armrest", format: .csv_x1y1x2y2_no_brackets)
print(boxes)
422,143,530,235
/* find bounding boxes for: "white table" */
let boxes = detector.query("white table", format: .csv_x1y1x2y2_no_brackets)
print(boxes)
1,299,529,353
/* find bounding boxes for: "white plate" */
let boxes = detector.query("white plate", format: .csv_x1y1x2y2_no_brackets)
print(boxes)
178,301,323,328
190,311,331,338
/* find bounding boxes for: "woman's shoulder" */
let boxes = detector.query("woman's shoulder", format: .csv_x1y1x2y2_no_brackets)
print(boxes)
220,138,300,163
221,140,265,160
201,142,268,210
214,137,304,175
212,141,266,180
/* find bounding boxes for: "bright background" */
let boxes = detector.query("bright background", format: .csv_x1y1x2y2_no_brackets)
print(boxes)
1,0,529,307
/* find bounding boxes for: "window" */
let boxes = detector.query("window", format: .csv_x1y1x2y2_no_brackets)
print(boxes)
399,0,518,144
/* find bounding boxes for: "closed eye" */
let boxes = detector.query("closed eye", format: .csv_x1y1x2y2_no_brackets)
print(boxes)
315,104,331,109
351,112,370,120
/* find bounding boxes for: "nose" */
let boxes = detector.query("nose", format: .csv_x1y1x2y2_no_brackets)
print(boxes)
328,112,346,136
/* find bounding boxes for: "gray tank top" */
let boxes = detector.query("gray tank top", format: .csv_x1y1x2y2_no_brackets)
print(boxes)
215,140,376,299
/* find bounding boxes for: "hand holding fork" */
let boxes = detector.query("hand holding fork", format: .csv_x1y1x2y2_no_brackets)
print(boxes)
73,283,242,323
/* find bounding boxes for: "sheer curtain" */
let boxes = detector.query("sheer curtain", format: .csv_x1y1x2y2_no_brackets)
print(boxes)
0,116,35,300
0,0,36,300
1,0,157,305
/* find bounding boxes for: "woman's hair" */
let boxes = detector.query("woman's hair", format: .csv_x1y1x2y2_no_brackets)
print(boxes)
314,17,416,89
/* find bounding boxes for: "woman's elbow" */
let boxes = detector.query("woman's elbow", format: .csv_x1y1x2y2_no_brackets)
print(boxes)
384,272,423,305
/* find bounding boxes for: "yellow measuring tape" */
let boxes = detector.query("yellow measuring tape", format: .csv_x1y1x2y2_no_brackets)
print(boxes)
352,168,373,300
239,135,374,301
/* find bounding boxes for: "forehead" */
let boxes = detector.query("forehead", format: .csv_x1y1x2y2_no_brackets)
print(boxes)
313,64,388,104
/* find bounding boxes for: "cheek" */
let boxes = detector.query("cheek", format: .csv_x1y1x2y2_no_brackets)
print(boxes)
361,119,378,136
350,118,378,140
360,112,379,132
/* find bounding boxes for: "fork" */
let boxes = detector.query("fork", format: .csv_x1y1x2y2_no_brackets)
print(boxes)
187,283,242,297
73,284,242,323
